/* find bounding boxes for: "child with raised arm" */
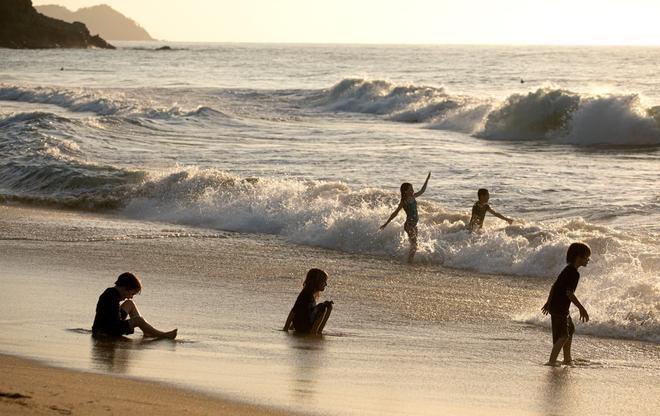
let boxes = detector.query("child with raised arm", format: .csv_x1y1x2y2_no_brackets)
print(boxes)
92,272,177,339
283,268,333,335
380,172,431,264
468,188,513,232
541,243,591,366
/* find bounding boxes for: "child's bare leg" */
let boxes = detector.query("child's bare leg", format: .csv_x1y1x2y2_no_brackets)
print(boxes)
407,227,418,264
547,337,567,366
312,304,333,335
562,334,573,364
129,316,177,339
121,299,141,318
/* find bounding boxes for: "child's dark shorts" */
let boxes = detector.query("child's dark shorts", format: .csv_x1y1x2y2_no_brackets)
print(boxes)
551,314,575,344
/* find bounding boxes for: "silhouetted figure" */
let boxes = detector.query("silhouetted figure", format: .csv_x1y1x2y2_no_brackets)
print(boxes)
542,243,591,366
380,172,431,263
468,188,513,232
92,272,177,339
283,269,333,335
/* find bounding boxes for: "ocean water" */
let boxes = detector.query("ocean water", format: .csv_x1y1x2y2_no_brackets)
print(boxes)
1,205,658,416
0,43,659,413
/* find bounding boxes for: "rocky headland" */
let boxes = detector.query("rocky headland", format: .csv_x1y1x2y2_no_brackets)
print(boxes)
36,4,153,41
0,0,114,49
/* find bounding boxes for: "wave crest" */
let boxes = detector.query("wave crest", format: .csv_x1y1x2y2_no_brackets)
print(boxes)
311,79,660,145
0,85,228,120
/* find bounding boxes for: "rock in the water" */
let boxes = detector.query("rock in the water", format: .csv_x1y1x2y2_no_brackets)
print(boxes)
0,0,115,49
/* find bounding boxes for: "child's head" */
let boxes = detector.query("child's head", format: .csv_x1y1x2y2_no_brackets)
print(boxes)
477,188,490,203
400,183,414,199
303,268,328,292
566,243,591,267
115,272,142,296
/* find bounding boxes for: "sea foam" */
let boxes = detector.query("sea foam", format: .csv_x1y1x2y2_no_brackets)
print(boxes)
312,79,660,145
0,84,227,119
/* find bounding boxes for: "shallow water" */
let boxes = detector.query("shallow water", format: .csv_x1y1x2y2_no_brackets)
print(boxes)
0,206,658,415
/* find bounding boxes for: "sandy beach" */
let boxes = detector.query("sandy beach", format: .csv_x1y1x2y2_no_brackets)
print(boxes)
0,353,292,416
1,204,658,416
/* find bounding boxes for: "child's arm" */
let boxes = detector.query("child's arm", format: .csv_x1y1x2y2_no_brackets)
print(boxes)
414,172,431,198
487,206,513,224
567,291,589,322
283,309,295,331
541,284,555,314
380,204,403,229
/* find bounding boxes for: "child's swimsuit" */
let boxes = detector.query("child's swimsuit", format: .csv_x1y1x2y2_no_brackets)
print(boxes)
403,198,418,227
292,290,317,333
92,287,134,337
470,202,489,229
548,265,580,343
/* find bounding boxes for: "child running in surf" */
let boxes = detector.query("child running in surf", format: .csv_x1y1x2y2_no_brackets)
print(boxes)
468,188,513,232
380,172,431,264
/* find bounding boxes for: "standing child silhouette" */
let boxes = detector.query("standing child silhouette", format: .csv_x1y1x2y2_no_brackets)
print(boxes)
542,243,591,366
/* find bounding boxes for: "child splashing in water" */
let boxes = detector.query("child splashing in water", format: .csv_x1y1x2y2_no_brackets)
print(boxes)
380,172,431,264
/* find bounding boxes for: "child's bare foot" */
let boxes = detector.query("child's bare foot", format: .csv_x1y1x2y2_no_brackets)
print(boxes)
562,359,574,366
147,329,178,339
162,329,177,339
545,361,561,367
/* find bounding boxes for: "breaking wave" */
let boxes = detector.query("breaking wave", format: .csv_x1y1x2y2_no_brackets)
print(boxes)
4,81,660,145
311,79,660,145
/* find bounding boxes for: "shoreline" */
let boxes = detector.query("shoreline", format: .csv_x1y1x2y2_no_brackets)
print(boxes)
0,353,293,416
1,203,658,416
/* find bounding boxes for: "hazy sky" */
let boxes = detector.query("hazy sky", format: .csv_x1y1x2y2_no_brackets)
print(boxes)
32,0,660,45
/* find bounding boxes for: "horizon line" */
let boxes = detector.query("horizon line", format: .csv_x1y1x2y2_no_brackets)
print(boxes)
121,39,660,48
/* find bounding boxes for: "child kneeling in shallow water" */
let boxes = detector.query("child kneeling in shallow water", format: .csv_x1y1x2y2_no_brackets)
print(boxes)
92,272,177,339
283,268,333,335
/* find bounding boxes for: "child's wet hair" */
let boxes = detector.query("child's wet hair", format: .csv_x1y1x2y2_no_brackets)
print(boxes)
566,243,591,264
115,272,142,292
303,268,328,290
477,188,489,198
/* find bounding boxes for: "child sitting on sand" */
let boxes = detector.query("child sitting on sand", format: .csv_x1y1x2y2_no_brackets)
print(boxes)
283,268,333,335
541,243,591,366
380,172,431,264
92,272,177,339
468,188,513,232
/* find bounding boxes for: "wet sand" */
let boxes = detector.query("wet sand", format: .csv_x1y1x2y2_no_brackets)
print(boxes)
1,204,659,416
0,353,292,416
